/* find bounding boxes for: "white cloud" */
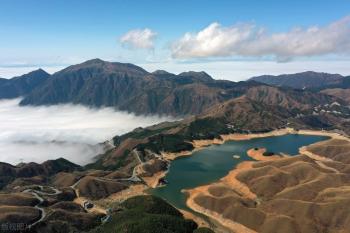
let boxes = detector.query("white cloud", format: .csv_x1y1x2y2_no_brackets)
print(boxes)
0,99,173,165
171,16,350,61
120,28,157,49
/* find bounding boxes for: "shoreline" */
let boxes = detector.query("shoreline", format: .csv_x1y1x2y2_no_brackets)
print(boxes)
148,127,345,189
246,148,282,161
142,128,347,231
185,188,257,233
163,128,348,163
179,209,211,229
182,149,283,233
142,171,168,188
183,162,259,233
178,128,346,232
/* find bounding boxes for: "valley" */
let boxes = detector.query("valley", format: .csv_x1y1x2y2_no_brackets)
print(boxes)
1,59,350,233
2,2,350,232
1,126,348,233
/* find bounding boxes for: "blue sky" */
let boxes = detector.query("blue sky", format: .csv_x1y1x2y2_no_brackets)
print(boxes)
1,0,350,80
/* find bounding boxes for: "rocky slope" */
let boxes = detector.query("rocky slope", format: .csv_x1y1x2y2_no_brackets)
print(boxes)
19,59,255,116
9,60,348,119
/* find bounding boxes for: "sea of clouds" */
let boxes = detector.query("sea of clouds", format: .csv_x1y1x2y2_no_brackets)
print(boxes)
0,99,173,165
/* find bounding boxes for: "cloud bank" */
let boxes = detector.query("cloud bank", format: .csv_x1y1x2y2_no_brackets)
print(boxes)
120,28,157,49
171,16,350,61
0,99,173,165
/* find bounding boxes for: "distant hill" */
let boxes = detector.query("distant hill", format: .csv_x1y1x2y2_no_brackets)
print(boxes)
4,59,349,119
19,59,258,116
250,71,350,105
0,69,50,99
250,71,345,89
196,84,348,134
0,158,81,189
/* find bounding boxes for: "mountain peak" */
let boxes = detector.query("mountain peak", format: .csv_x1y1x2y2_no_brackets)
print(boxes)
58,59,149,77
178,71,213,82
152,70,174,76
82,58,106,65
13,68,49,79
12,68,50,82
29,68,49,76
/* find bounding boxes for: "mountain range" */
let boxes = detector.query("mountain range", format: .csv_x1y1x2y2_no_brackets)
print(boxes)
1,59,350,232
1,59,349,135
18,59,254,116
2,59,350,168
250,71,347,89
1,58,349,116
250,71,350,105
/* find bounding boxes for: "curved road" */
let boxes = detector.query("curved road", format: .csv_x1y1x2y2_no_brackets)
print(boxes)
20,149,146,229
22,186,62,229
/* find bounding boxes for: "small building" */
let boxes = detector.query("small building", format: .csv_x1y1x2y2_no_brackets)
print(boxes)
101,215,111,224
83,201,94,209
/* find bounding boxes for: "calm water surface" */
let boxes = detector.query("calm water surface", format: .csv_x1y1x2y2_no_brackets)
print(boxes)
151,134,329,210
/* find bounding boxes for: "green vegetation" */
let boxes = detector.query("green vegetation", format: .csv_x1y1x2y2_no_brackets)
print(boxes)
85,149,132,171
113,149,131,168
90,195,203,233
136,117,235,154
122,195,183,217
183,118,232,140
137,134,194,153
45,157,81,174
115,117,234,157
91,117,235,170
84,157,105,170
113,124,179,146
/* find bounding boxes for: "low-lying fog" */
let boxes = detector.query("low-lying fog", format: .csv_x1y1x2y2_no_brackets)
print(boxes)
0,99,174,165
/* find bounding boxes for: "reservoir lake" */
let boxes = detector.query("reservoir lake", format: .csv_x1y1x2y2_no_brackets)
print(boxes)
151,134,329,210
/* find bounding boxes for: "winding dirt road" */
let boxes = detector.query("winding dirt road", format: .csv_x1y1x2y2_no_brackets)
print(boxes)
22,185,62,229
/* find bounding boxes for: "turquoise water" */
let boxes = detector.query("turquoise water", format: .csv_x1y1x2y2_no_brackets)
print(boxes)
151,134,329,210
